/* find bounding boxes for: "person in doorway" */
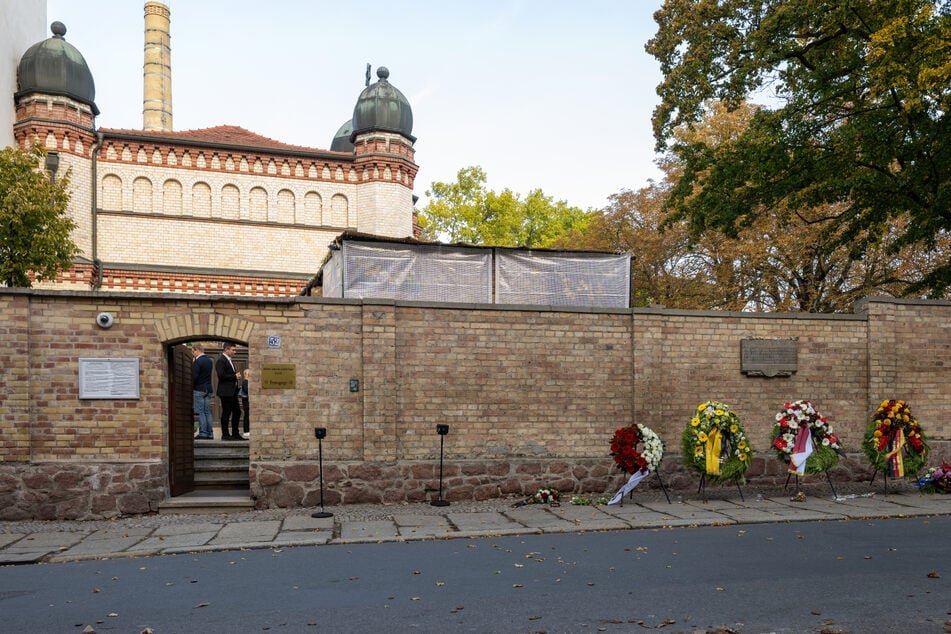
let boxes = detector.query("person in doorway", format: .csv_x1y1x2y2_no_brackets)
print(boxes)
239,368,250,439
192,344,214,440
215,343,242,440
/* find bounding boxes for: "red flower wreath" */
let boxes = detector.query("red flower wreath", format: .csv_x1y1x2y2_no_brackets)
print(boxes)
610,424,662,474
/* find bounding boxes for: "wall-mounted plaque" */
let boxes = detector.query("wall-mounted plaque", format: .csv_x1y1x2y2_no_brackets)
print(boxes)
261,363,296,389
79,358,140,399
740,337,798,377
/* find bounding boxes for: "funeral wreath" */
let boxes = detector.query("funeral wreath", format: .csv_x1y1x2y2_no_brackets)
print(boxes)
610,423,664,474
863,399,929,477
771,400,844,474
681,401,752,483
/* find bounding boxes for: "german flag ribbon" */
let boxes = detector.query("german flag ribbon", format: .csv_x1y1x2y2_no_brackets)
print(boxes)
885,428,905,477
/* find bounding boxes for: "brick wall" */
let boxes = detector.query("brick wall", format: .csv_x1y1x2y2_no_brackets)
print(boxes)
1,289,949,519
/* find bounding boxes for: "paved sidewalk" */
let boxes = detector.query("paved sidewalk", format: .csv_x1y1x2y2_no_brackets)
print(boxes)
2,489,950,566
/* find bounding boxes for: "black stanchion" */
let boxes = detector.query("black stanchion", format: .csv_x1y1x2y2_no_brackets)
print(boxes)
784,471,839,498
431,424,450,507
311,427,333,519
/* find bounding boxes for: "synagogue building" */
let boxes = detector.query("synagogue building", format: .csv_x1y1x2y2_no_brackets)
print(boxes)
11,2,419,296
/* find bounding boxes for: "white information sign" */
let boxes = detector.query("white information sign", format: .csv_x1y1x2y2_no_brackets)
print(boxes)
79,358,140,399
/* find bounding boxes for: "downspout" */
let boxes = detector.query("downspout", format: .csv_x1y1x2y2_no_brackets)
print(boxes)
90,131,104,289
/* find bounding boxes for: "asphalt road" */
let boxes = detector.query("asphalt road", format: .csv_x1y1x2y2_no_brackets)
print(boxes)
2,516,948,633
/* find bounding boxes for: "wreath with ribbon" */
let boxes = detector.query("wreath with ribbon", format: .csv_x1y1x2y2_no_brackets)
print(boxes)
610,423,664,474
864,399,929,477
771,400,845,475
681,401,752,483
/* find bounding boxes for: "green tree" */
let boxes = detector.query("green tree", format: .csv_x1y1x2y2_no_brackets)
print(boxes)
647,0,951,295
0,145,77,287
566,101,949,311
418,166,592,247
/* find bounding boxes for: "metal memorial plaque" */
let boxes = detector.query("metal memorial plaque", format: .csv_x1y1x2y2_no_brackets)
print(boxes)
261,363,296,389
740,338,798,377
79,358,140,399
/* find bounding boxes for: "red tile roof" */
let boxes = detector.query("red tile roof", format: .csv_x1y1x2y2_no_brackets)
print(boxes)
99,125,341,154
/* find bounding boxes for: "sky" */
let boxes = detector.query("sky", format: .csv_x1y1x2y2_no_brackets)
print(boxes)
45,1,666,212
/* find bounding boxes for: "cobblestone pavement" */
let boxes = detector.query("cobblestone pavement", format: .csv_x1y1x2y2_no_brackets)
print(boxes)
2,483,949,566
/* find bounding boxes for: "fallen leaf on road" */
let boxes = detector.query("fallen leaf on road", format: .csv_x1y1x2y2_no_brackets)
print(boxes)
928,570,940,578
193,602,209,609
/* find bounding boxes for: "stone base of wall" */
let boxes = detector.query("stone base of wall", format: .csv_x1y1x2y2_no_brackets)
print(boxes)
250,441,951,509
250,459,620,509
0,462,166,520
2,441,947,520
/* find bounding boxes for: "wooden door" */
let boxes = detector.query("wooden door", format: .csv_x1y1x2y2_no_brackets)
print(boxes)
168,344,195,496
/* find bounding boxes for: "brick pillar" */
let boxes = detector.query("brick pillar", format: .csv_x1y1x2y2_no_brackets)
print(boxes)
361,301,397,461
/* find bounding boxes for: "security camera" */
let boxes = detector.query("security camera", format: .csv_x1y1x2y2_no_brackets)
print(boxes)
96,312,114,329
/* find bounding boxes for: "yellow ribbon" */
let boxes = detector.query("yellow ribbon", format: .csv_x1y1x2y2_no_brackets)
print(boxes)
705,427,722,475
884,428,905,477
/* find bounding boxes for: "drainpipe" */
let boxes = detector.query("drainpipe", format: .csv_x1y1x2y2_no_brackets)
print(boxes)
91,131,104,289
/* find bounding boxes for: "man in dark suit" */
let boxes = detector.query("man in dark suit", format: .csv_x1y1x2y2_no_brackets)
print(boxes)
215,342,242,440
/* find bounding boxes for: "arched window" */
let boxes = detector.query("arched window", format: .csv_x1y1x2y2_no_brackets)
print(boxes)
221,184,240,220
101,174,122,211
192,182,212,217
133,177,153,214
163,179,182,215
277,189,295,224
304,192,322,225
250,187,268,222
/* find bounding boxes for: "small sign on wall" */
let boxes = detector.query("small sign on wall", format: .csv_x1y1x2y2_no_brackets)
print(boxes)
261,363,296,389
79,358,140,399
740,337,798,377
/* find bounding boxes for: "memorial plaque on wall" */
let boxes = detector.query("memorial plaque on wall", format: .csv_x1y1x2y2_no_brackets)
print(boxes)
261,363,296,389
79,358,140,399
740,338,798,377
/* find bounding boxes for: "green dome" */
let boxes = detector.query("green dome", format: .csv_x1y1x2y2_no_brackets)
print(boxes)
351,67,413,140
330,119,354,152
17,22,98,114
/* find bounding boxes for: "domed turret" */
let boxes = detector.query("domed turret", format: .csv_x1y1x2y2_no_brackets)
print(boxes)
16,22,99,115
350,67,413,141
330,119,354,152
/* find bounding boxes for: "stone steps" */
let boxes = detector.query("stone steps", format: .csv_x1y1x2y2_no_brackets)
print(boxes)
158,439,251,515
158,489,253,515
194,439,249,489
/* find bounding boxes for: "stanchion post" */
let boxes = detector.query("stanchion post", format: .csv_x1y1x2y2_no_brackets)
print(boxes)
431,424,450,507
311,427,333,519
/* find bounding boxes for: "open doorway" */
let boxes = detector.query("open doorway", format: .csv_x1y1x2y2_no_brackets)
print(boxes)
166,341,251,500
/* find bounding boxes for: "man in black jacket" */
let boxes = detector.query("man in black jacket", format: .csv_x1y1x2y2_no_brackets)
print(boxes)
192,344,214,439
215,343,242,441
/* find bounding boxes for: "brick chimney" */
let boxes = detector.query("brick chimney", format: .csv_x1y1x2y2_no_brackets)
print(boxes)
143,2,172,131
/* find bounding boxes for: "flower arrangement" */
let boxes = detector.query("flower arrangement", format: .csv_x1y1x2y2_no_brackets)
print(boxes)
863,399,929,477
915,462,951,494
771,400,843,474
610,423,664,474
681,401,753,483
530,488,560,505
